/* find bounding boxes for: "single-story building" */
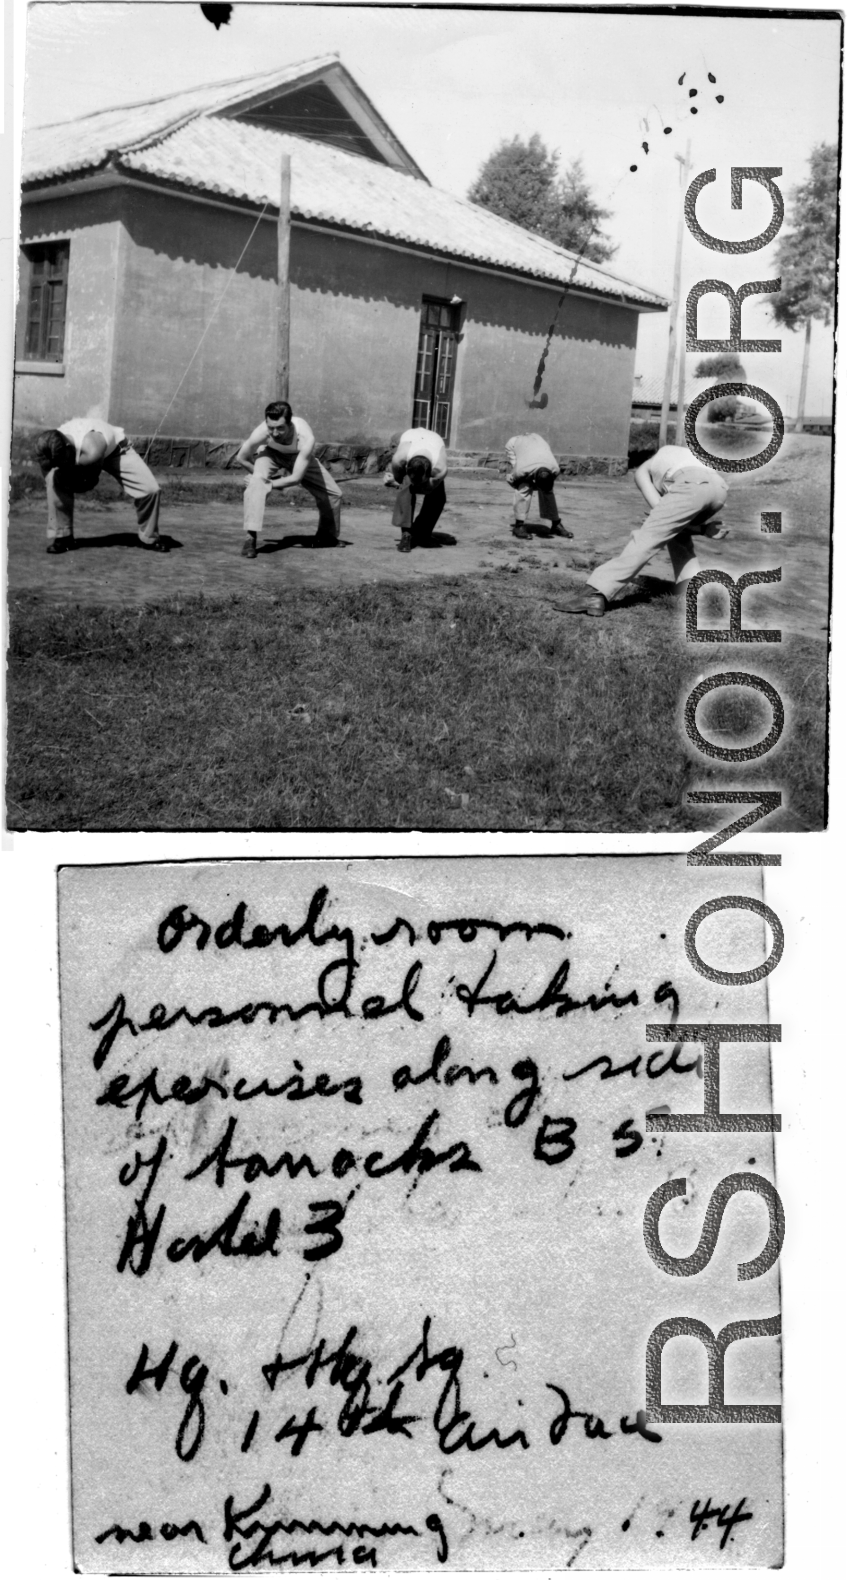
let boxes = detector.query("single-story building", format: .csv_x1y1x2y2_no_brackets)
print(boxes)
16,54,667,466
631,372,681,417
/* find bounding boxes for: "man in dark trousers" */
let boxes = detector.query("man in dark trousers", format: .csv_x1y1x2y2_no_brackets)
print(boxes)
505,432,573,540
385,427,448,552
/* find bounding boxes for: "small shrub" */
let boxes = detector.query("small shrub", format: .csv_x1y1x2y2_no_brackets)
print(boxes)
707,395,742,423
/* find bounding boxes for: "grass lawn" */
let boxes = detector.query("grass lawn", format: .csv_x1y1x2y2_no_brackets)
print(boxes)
6,575,827,832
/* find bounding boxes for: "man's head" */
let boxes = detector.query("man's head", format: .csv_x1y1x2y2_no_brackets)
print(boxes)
534,467,556,492
407,455,432,490
34,429,75,477
265,400,293,436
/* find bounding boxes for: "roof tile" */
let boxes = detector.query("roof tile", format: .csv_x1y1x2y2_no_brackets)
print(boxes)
23,57,667,310
118,119,666,307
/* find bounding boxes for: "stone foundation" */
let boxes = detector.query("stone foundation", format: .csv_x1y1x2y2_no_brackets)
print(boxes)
11,427,628,479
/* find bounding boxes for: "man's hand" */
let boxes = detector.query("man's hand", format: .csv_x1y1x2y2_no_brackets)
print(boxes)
383,469,400,488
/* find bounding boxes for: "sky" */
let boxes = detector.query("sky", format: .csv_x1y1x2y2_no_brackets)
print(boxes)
18,2,842,412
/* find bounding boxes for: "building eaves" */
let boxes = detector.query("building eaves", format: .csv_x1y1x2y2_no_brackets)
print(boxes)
112,118,667,311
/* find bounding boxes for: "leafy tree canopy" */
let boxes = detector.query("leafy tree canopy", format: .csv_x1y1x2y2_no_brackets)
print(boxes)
771,143,837,331
693,355,747,381
468,136,617,264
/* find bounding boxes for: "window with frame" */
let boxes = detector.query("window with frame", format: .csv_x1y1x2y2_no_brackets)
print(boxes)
412,297,462,440
22,241,70,362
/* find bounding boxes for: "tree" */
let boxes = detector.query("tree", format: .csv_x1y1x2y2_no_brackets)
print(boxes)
693,355,747,382
694,356,747,423
770,143,837,431
549,158,617,262
468,136,616,264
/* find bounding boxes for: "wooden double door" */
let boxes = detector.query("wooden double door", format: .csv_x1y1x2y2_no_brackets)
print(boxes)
412,298,461,440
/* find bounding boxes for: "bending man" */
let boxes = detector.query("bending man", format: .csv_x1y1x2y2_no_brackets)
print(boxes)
34,418,165,554
505,432,573,540
236,400,342,559
385,427,448,553
558,443,728,616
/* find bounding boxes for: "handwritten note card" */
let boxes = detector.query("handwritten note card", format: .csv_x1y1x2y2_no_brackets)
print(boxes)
59,858,782,1570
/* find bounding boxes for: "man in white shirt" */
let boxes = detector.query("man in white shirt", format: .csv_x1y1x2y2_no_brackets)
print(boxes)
384,427,448,553
505,433,573,540
235,401,342,559
557,444,729,616
34,418,165,553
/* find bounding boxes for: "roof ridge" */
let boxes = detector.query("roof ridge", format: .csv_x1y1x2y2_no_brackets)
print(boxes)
26,53,341,132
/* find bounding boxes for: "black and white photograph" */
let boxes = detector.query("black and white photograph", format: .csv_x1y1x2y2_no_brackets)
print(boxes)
6,3,839,831
1,6,845,1580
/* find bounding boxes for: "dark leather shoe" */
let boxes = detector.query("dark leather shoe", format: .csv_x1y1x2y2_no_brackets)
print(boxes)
549,520,574,539
555,589,607,616
512,523,532,540
241,539,258,559
46,540,72,555
398,531,412,553
141,538,169,552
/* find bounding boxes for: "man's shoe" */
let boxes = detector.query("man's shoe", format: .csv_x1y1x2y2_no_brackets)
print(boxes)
46,540,72,555
549,520,574,539
141,538,169,553
313,532,339,547
398,531,412,553
555,589,607,616
241,539,258,559
512,523,532,540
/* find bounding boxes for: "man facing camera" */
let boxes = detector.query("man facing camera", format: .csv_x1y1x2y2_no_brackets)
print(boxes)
505,432,573,540
236,400,342,559
34,418,166,554
385,427,448,553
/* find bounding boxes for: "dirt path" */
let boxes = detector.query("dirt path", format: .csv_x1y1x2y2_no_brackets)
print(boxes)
9,436,831,639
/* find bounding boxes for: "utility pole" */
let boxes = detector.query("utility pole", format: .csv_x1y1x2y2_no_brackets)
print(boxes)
675,341,687,444
276,152,291,400
659,140,691,447
794,316,812,432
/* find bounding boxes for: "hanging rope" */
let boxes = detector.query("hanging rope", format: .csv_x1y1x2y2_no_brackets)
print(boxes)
142,197,271,460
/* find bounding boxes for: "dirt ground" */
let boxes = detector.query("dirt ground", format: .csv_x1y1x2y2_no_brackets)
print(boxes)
8,434,832,640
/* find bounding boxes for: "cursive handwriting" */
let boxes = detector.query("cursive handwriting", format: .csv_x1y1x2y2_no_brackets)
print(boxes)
259,1316,528,1459
455,951,639,1019
224,1483,449,1570
546,1384,662,1444
690,1495,753,1549
95,1517,206,1546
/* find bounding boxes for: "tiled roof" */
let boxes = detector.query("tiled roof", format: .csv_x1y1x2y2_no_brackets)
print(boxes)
118,120,666,308
23,59,666,310
23,55,345,180
633,373,682,405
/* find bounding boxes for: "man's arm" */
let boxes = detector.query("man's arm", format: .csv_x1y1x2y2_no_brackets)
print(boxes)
77,431,108,467
386,440,409,486
275,419,316,488
504,437,519,486
429,446,448,486
234,423,268,473
633,460,662,509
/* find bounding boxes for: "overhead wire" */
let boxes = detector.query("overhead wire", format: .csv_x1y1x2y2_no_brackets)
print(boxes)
142,195,272,459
